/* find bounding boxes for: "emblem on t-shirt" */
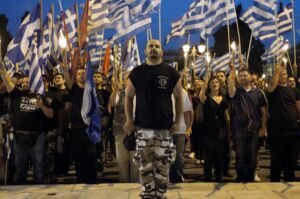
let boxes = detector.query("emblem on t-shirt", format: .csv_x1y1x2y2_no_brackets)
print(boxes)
19,96,37,112
158,76,168,89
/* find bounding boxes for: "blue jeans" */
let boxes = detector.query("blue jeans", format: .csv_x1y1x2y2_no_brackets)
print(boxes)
14,132,45,184
233,129,259,182
169,134,185,183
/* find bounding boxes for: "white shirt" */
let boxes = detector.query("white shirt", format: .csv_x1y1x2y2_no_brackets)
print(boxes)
172,88,193,134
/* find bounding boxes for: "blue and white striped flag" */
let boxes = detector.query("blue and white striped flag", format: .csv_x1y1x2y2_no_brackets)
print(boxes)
241,3,293,41
113,16,151,42
61,5,78,49
88,0,110,34
252,0,276,21
123,36,141,71
193,55,206,76
28,38,45,95
211,49,240,74
6,3,40,67
201,0,236,39
166,0,209,44
261,36,285,61
41,9,54,68
89,30,104,67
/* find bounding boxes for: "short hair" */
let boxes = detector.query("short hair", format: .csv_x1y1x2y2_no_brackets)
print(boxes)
239,68,250,74
216,70,226,75
54,73,65,79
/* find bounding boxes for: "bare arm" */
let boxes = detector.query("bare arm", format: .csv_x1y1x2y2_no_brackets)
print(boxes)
258,106,268,137
267,63,282,93
173,79,183,125
61,66,72,89
36,98,54,118
124,80,136,134
0,60,15,93
228,67,236,98
199,83,207,104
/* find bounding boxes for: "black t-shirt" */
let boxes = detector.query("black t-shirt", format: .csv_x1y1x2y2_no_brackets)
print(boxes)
202,96,228,137
10,88,52,131
229,87,267,130
267,86,300,132
70,84,87,129
129,63,180,130
43,90,64,131
96,88,111,116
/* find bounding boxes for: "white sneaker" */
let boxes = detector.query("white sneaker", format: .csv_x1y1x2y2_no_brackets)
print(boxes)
195,159,201,165
254,173,261,182
188,152,195,159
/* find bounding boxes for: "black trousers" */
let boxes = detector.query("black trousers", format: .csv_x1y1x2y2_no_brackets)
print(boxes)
71,127,97,183
203,136,225,181
269,132,298,182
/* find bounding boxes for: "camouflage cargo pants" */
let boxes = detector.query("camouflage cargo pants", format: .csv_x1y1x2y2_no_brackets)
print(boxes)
133,128,176,199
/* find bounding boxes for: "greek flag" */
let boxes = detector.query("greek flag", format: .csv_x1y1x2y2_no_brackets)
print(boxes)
28,38,45,95
261,36,285,61
112,16,151,42
211,49,240,74
166,0,209,44
61,5,78,49
241,3,293,41
193,55,206,76
201,0,236,39
6,3,40,66
81,50,101,144
88,0,110,34
88,31,104,67
41,9,54,67
123,36,141,71
252,0,276,21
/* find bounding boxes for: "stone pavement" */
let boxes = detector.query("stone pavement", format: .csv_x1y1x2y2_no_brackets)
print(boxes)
1,182,300,199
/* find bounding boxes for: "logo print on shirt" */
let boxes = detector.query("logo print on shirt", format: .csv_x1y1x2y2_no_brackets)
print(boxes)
158,76,168,89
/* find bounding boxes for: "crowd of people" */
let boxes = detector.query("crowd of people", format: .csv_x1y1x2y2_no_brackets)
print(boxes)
0,39,300,199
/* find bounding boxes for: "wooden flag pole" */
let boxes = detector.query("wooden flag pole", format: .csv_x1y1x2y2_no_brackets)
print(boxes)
246,30,253,67
233,2,242,62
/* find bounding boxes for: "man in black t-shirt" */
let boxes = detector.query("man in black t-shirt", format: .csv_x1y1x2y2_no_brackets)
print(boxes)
0,60,54,184
125,39,182,199
228,67,267,182
267,64,300,182
62,67,98,184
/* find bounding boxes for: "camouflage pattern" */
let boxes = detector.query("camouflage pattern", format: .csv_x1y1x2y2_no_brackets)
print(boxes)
133,128,176,199
44,129,57,179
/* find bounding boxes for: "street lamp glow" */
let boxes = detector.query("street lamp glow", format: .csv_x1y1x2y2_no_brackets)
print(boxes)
182,44,191,53
262,74,266,79
230,41,236,51
58,30,67,49
198,44,206,53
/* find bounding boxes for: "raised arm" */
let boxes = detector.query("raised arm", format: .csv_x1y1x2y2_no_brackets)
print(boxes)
228,64,236,98
267,63,282,93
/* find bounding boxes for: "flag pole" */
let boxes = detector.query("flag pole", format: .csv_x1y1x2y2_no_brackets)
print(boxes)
225,0,231,54
275,1,279,65
98,30,105,72
158,2,162,43
58,0,63,11
39,0,43,37
75,2,81,53
233,1,242,62
246,30,253,67
291,0,297,74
